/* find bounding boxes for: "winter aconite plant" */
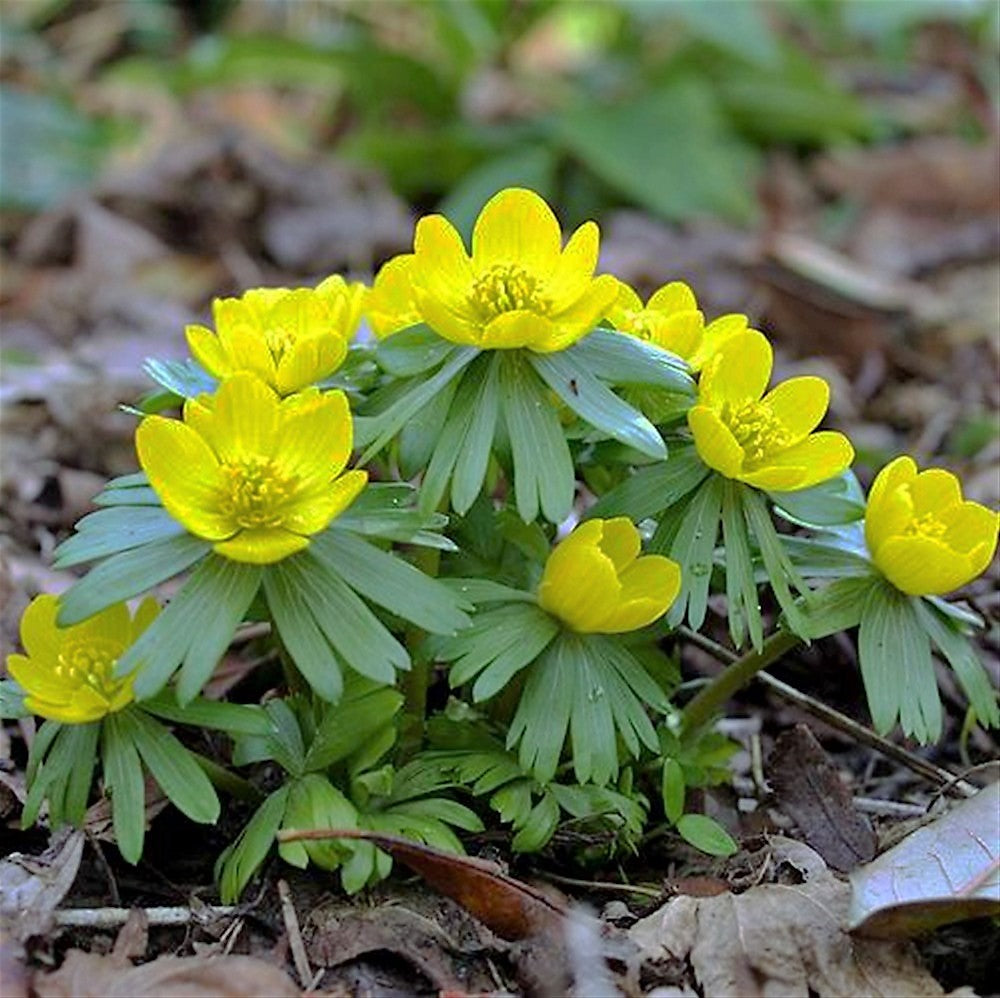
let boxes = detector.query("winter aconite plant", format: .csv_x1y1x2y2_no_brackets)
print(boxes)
3,188,997,897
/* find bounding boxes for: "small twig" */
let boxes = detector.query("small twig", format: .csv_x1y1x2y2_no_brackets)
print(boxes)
55,905,237,929
678,626,977,797
541,871,662,900
277,879,312,988
852,797,928,818
85,833,120,907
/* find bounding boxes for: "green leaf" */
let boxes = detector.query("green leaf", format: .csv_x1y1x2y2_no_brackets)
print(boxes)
62,723,100,826
355,346,478,460
914,601,999,730
285,552,410,684
530,350,667,460
375,324,456,377
797,576,875,640
278,774,358,870
769,471,867,528
122,710,220,824
438,578,538,605
665,475,724,630
305,684,404,772
101,714,147,864
92,472,161,508
781,530,874,579
666,0,782,67
58,534,210,627
218,786,289,903
142,357,217,399
511,792,560,852
558,81,758,224
662,758,686,825
859,582,941,742
261,700,307,776
117,556,261,702
0,679,28,720
54,506,185,568
263,563,344,703
742,487,810,636
141,694,270,736
499,352,575,523
333,483,456,550
452,353,501,514
676,813,738,856
721,480,762,651
569,329,694,395
312,531,470,635
587,445,709,521
398,374,459,479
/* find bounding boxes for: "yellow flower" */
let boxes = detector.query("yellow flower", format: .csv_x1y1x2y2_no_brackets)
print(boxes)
407,187,618,352
607,279,750,370
186,277,366,395
366,254,421,339
8,595,158,723
865,456,999,596
136,373,367,564
688,329,853,491
537,518,681,633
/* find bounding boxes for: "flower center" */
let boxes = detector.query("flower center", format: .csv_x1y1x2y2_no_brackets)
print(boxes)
469,264,549,320
904,511,947,540
264,325,295,361
719,399,791,466
56,640,123,699
219,458,297,529
622,310,654,341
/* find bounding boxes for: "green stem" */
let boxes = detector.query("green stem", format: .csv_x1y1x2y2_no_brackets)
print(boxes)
398,544,442,760
679,628,801,736
190,751,263,804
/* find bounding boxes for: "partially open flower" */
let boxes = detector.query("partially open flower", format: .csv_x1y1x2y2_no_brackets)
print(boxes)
865,455,999,596
688,329,853,491
366,254,421,338
186,277,366,395
537,518,681,633
137,373,367,564
8,595,157,723
407,187,618,352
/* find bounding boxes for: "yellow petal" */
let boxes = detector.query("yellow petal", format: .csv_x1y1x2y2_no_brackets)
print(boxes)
136,417,234,540
186,324,230,378
650,310,703,359
130,597,161,642
604,555,682,632
942,501,999,560
23,690,108,725
276,336,347,394
412,215,474,308
471,188,561,275
542,274,619,351
607,279,643,325
688,405,743,478
480,311,554,350
597,518,640,573
698,329,772,406
910,468,962,517
866,455,917,522
688,313,749,371
648,281,697,315
413,287,480,346
367,255,419,339
69,600,132,654
876,535,977,596
545,221,600,309
282,469,368,534
7,653,70,702
18,594,62,664
276,389,354,480
761,376,830,442
210,373,281,462
213,298,277,384
538,538,620,632
740,431,854,492
214,527,310,565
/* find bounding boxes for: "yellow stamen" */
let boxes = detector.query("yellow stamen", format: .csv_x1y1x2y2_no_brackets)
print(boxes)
904,511,947,540
469,264,549,320
719,399,790,466
219,458,297,528
56,640,120,699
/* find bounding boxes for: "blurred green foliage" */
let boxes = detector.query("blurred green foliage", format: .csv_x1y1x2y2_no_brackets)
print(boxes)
1,0,996,222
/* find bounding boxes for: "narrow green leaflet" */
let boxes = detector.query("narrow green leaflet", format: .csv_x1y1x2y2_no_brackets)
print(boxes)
530,350,667,460
93,472,161,508
569,329,694,394
859,581,941,742
586,445,709,521
742,486,809,636
769,471,866,528
355,346,478,460
676,813,738,856
58,534,211,626
451,353,501,513
263,563,344,703
781,532,874,580
664,475,724,631
121,709,220,824
141,693,270,736
662,758,685,824
102,714,147,864
721,480,762,651
398,374,458,478
797,576,875,640
283,552,410,685
312,530,470,635
914,601,999,730
143,357,217,399
374,324,456,377
511,793,560,852
61,724,100,826
305,683,404,772
333,483,456,550
116,556,261,702
499,353,575,523
438,578,538,605
53,506,185,568
218,786,290,903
